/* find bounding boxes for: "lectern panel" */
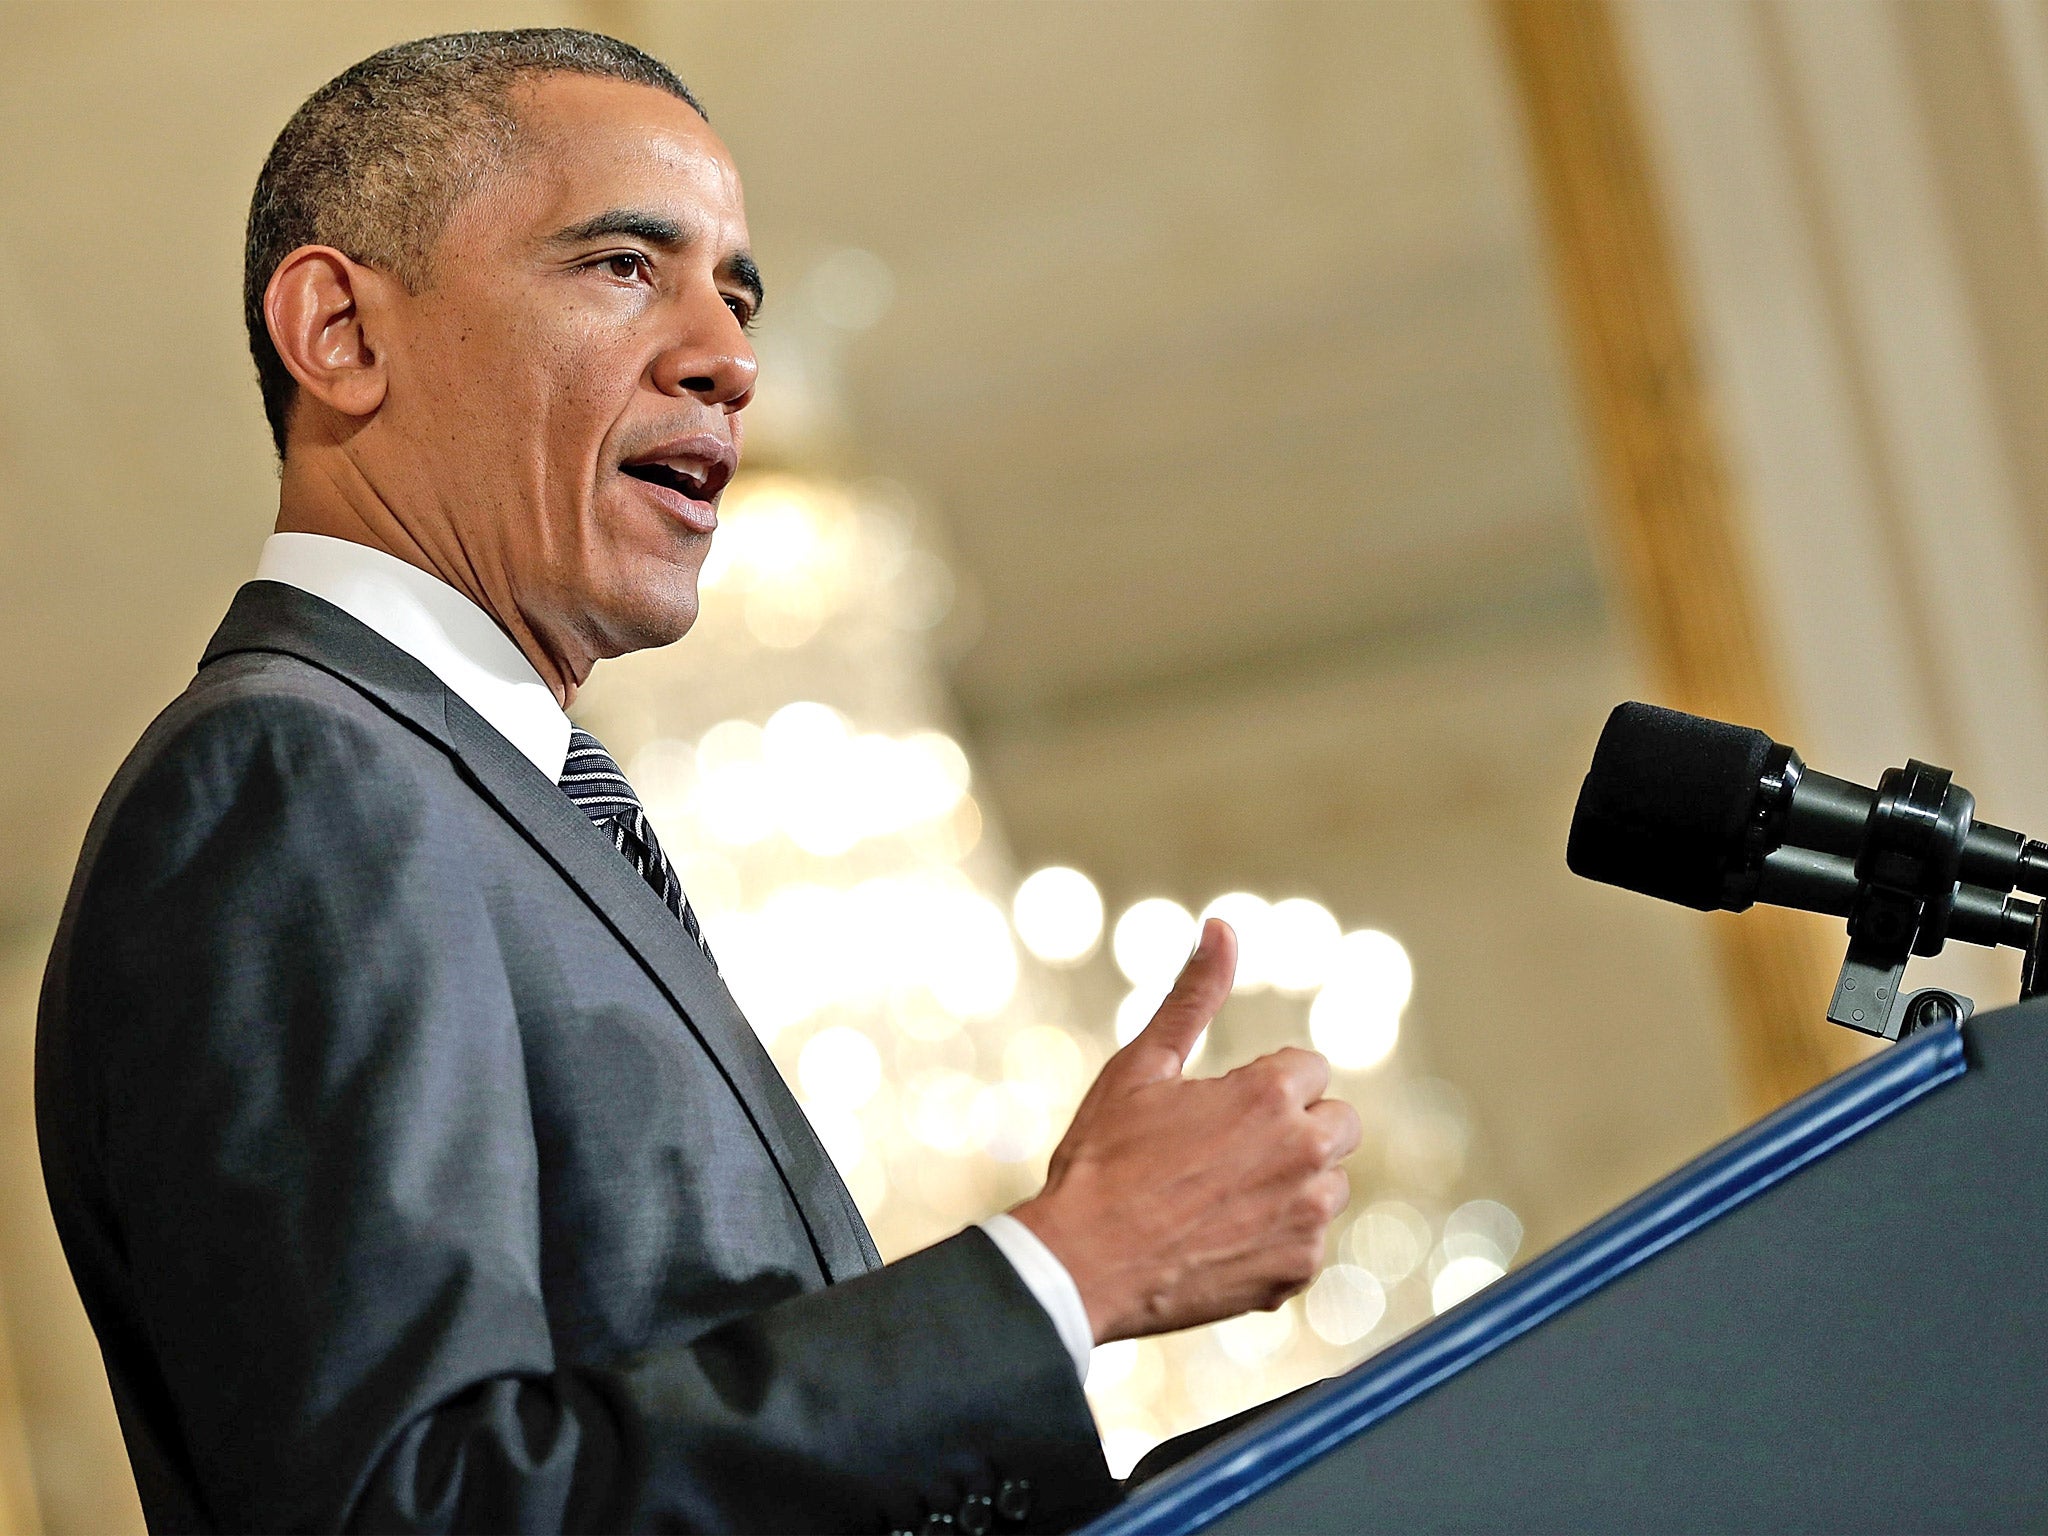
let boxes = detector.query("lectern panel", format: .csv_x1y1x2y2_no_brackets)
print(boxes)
1099,1003,2047,1533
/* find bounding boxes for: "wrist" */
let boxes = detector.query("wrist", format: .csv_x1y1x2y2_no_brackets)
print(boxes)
1011,1189,1120,1345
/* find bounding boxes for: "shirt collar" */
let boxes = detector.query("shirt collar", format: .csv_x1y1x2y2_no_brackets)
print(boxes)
254,532,573,782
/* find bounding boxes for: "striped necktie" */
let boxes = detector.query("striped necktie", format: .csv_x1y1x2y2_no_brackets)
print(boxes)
559,725,717,970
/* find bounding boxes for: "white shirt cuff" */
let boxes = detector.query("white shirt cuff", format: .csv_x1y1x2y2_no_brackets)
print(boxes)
977,1213,1094,1381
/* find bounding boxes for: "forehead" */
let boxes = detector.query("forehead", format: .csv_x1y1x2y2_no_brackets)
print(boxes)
469,73,747,243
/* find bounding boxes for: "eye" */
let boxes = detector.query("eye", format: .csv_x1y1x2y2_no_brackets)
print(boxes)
593,251,652,283
724,293,757,331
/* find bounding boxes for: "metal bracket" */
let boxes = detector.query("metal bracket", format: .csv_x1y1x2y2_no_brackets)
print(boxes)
1823,758,1978,1042
1829,962,1973,1042
1827,949,1907,1036
2024,902,2048,1001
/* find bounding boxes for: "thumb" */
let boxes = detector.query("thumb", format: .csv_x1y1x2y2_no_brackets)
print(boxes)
1122,918,1237,1083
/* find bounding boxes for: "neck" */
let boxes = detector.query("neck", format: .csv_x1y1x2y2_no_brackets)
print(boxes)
276,446,585,708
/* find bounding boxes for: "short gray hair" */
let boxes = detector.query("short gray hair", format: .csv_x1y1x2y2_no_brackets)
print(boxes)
244,28,705,458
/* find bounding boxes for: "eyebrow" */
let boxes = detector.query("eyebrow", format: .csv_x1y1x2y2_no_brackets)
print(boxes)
547,208,765,310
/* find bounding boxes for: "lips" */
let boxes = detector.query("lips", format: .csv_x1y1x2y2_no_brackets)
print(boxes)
618,435,736,534
623,460,713,498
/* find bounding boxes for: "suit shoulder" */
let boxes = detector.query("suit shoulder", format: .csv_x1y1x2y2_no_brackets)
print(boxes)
79,650,455,878
128,649,444,794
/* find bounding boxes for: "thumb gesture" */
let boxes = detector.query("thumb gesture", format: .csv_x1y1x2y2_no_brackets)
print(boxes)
1011,912,1360,1344
1098,918,1237,1093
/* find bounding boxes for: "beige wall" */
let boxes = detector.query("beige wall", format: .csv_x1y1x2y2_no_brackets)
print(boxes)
1624,1,2048,1022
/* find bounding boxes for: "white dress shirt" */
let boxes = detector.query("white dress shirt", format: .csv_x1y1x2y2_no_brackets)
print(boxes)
254,532,1095,1380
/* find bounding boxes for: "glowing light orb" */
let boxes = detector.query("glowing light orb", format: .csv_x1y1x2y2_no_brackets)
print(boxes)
1308,986,1401,1072
1199,892,1273,991
797,1026,883,1110
1344,1202,1430,1285
1305,1264,1388,1346
1013,867,1105,965
1112,898,1197,989
1431,1254,1506,1314
1264,898,1342,994
1215,1302,1297,1365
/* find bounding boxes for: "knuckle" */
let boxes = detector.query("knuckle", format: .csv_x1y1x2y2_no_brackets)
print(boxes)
1247,1062,1294,1112
1318,1173,1351,1221
1291,1170,1347,1225
1336,1103,1364,1151
1283,1120,1322,1163
1284,1046,1330,1081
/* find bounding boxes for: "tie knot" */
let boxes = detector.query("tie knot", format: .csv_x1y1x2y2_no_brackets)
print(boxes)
560,726,641,820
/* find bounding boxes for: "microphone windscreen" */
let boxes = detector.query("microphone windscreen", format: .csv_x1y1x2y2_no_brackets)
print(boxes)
1567,702,1775,911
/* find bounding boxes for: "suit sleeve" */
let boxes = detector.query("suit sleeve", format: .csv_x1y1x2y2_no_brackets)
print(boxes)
60,691,1117,1534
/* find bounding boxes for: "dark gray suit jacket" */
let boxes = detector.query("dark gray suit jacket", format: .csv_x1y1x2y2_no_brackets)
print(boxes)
37,581,1116,1534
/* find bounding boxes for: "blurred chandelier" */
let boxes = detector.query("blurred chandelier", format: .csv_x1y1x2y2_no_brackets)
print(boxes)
573,466,1520,1476
574,469,1085,1251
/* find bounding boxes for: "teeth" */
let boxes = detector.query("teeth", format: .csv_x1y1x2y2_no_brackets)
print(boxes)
625,460,712,495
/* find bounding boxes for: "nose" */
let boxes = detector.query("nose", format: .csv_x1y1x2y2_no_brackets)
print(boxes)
650,290,758,411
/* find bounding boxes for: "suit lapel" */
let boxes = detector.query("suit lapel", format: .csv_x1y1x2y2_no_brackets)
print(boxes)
204,582,881,1282
439,703,881,1280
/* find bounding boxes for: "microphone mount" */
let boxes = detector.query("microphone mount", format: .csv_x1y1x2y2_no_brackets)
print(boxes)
1827,758,1978,1040
1569,703,2048,1042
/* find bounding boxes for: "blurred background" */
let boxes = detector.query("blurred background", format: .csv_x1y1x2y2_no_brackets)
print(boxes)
8,0,2048,1528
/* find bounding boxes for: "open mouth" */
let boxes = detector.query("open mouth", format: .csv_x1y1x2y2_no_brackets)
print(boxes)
621,461,715,501
617,449,733,535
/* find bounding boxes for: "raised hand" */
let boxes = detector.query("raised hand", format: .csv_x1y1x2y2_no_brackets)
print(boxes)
1011,918,1363,1343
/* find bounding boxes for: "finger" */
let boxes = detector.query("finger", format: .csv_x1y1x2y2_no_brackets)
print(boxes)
1117,918,1236,1085
1240,1045,1330,1109
1305,1097,1364,1163
1304,1165,1351,1226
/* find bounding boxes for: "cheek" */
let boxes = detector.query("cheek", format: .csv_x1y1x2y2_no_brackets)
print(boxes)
521,336,645,537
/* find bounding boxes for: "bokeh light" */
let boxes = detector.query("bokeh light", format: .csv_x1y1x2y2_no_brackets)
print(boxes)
973,1081,1058,1163
801,1099,865,1174
922,890,1018,1019
1013,866,1106,965
1090,1339,1139,1389
1264,897,1342,994
1305,1264,1388,1347
805,246,897,331
1200,891,1273,991
1113,897,1197,989
1114,987,1163,1046
1431,1254,1507,1314
905,1069,984,1154
798,1025,884,1109
1330,929,1414,1008
576,465,1515,1472
1308,984,1401,1072
1344,1201,1431,1285
1003,1025,1092,1107
1443,1199,1525,1268
1215,1301,1298,1366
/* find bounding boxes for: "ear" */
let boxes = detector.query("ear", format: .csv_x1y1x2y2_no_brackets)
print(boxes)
263,245,394,427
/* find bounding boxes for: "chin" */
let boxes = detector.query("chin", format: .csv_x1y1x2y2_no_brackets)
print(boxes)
590,571,701,657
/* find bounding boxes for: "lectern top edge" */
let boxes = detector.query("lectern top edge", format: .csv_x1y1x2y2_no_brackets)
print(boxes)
1086,1021,1968,1536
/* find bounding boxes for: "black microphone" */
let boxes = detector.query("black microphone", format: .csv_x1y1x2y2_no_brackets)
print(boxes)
1567,702,2048,1036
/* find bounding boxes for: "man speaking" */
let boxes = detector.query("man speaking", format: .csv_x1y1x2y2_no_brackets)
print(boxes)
36,29,1360,1534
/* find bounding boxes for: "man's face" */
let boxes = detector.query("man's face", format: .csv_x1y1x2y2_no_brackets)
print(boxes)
373,74,759,671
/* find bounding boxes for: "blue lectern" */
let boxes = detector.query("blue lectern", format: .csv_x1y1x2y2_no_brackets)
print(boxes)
1086,1001,2048,1533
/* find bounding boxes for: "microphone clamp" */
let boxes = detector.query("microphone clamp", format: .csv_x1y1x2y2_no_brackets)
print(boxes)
1570,702,2048,1042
